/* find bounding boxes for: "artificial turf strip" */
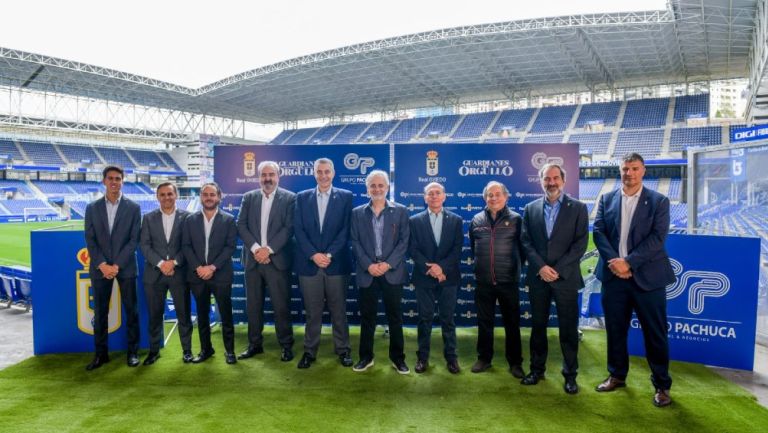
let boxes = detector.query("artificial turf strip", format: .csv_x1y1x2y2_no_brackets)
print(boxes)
0,327,766,433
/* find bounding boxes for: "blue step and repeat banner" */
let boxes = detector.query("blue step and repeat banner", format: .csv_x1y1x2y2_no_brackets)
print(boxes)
628,234,761,370
214,142,579,327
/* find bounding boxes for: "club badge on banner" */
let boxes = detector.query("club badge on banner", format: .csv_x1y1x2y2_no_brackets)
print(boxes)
628,234,761,370
393,142,580,327
213,144,391,325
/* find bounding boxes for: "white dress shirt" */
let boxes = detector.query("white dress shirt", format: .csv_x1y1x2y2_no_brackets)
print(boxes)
157,208,176,267
105,193,122,233
250,190,275,254
204,209,218,263
317,187,330,233
619,186,642,258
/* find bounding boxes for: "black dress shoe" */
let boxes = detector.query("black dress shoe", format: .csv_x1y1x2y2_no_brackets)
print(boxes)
280,347,294,362
182,351,194,363
352,358,374,372
392,359,410,375
471,359,492,373
192,349,215,363
85,353,110,371
143,352,161,366
237,346,263,360
446,360,461,374
414,359,428,374
339,351,353,367
521,372,544,385
127,353,140,367
225,352,237,365
509,364,525,379
297,353,315,369
564,377,579,394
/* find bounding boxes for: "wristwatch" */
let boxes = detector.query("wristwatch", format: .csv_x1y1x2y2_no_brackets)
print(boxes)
326,253,332,259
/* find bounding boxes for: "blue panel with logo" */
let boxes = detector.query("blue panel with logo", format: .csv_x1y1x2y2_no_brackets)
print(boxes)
32,230,150,355
628,233,761,370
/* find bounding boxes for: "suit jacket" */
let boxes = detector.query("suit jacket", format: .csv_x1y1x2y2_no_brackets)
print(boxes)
408,209,463,288
140,208,189,286
593,186,676,291
182,210,237,286
84,195,141,279
293,186,352,276
237,187,296,272
350,201,410,287
521,194,589,291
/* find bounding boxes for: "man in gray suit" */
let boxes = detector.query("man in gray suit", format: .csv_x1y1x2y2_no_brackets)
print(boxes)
520,163,589,394
237,161,297,362
139,182,192,365
350,169,410,374
84,165,141,370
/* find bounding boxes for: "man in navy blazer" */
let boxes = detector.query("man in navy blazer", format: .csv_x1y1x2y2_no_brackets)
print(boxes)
293,158,353,369
139,182,192,365
236,161,297,362
182,182,238,365
409,182,464,374
350,169,411,374
84,165,141,370
520,164,588,394
593,153,676,407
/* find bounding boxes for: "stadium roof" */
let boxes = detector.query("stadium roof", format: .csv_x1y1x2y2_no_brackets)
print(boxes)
0,0,757,124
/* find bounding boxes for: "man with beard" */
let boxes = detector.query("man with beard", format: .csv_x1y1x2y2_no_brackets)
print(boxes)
237,161,297,362
84,165,141,371
350,170,411,374
293,158,353,369
182,182,238,364
520,164,588,394
140,182,193,364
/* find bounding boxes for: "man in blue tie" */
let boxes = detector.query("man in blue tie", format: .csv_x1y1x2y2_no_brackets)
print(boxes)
409,182,464,374
294,158,354,369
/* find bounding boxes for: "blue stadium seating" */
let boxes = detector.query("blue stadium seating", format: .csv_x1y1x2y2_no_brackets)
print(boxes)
283,127,319,145
127,149,167,168
530,105,577,133
613,130,664,159
271,129,296,144
0,199,57,215
308,124,345,144
66,181,104,194
669,126,722,151
96,147,135,169
359,120,399,142
0,180,33,196
668,178,682,201
157,152,184,172
33,181,76,196
568,132,612,155
621,98,669,129
0,139,24,161
669,203,688,228
579,179,605,200
18,141,65,166
490,108,535,134
57,144,103,164
388,117,430,142
451,112,497,139
575,101,621,127
523,134,562,144
674,94,709,122
331,123,371,143
420,115,461,138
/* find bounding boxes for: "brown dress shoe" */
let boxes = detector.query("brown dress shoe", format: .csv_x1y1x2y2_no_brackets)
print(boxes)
595,376,626,392
653,389,672,407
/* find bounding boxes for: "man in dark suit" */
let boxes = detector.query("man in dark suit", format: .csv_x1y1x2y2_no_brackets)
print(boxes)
83,165,141,370
520,164,589,394
182,182,238,365
237,161,297,362
350,169,410,374
139,182,192,365
294,158,353,369
593,152,676,407
409,182,463,374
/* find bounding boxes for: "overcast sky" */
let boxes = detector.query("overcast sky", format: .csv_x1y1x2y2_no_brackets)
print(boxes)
0,0,666,88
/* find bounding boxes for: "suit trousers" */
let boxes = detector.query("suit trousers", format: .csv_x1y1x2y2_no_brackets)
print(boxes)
602,276,672,390
299,270,351,357
528,283,579,378
92,277,139,355
190,281,234,353
245,263,294,349
358,276,405,363
415,283,458,362
145,278,192,353
475,281,522,366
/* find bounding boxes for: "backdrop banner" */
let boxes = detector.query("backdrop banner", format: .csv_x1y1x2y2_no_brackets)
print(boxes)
628,233,761,370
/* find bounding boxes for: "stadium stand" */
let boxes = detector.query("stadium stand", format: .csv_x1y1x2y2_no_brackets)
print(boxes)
621,98,669,129
331,123,371,143
574,101,621,128
283,127,319,145
270,129,296,144
579,179,605,200
95,147,136,169
308,124,345,144
490,108,535,134
669,126,722,151
524,134,562,143
57,144,104,165
0,139,24,161
0,180,33,196
388,117,431,142
420,114,461,138
157,152,184,172
32,181,76,196
668,178,683,201
613,129,665,159
530,105,577,133
127,149,168,168
674,93,709,122
451,112,497,139
18,141,65,166
568,132,612,155
0,199,57,215
359,120,399,142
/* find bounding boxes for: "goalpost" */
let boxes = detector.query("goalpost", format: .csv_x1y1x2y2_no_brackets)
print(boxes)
23,207,66,223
